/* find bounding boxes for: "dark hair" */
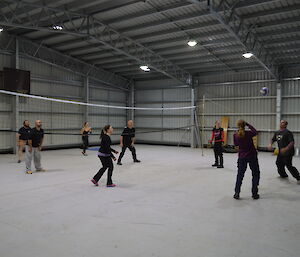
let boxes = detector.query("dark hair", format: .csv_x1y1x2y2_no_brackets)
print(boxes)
100,125,111,138
23,120,28,125
83,122,88,127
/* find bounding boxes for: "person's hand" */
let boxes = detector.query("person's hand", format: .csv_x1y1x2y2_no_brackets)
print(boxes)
120,143,123,147
280,147,288,154
267,144,273,151
38,146,42,151
29,147,32,153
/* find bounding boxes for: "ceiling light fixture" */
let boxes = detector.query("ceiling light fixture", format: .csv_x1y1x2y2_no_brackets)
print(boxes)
187,40,197,47
140,65,150,72
242,52,254,59
53,25,63,30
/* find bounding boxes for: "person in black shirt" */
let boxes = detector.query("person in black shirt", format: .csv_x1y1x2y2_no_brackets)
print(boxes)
91,125,119,187
209,121,224,168
26,120,45,174
16,120,32,163
117,120,140,165
268,120,300,182
80,122,92,156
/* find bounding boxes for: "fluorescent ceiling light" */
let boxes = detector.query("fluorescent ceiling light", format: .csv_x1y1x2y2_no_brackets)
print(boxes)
53,25,63,30
242,52,254,59
140,65,150,72
0,28,3,32
187,40,197,47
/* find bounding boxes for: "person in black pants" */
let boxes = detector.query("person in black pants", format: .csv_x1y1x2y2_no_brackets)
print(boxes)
91,125,119,187
233,120,261,200
268,120,300,183
209,120,224,168
117,120,140,165
80,122,92,156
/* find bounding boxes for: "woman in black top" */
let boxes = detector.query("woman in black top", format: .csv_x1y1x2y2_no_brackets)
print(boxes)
91,125,118,187
80,122,92,156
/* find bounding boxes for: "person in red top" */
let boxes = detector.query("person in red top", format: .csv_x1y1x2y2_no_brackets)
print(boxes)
209,121,224,168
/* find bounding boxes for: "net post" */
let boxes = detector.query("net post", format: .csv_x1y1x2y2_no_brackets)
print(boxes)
12,37,20,154
128,82,135,121
190,87,196,148
276,81,281,127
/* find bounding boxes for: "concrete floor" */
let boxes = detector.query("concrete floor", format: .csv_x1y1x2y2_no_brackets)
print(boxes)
0,145,300,257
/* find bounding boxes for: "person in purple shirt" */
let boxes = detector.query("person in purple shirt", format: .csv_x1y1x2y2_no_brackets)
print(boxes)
233,120,260,200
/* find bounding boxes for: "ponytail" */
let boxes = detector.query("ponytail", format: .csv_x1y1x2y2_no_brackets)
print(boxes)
237,120,246,138
100,124,111,139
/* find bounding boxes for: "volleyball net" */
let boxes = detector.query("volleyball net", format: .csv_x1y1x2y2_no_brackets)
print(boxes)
0,90,201,152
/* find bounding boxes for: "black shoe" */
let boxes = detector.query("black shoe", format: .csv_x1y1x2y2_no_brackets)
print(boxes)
252,194,260,200
279,175,288,179
212,163,218,167
233,193,240,200
217,165,224,168
117,162,122,165
17,160,21,163
134,160,141,163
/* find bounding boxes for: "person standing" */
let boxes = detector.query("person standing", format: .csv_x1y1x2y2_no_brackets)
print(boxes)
26,120,45,174
233,120,260,200
209,121,224,168
91,125,119,187
16,120,32,163
80,122,92,156
117,120,140,165
268,120,300,182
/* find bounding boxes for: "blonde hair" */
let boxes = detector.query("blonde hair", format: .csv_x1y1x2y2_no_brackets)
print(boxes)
237,120,246,138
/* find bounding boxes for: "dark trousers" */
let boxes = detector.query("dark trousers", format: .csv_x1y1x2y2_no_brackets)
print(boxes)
118,145,137,163
82,136,89,153
93,156,113,185
276,154,300,180
235,156,260,195
213,142,223,166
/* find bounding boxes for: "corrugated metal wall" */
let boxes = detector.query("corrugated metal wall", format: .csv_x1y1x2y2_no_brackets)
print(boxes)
134,84,192,146
0,53,127,152
282,78,300,147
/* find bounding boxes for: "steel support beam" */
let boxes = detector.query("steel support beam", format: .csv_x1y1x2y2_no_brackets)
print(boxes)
0,0,192,85
188,0,278,79
276,82,282,127
0,32,128,89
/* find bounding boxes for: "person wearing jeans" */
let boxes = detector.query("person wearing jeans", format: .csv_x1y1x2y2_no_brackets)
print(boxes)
233,120,260,200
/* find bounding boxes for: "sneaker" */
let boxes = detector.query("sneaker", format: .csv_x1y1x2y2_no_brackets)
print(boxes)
233,193,240,200
134,160,141,163
36,168,46,172
278,175,288,179
217,165,224,168
117,162,122,165
82,152,87,156
26,170,33,174
91,179,99,186
252,194,260,200
17,160,21,163
212,163,218,167
107,184,116,187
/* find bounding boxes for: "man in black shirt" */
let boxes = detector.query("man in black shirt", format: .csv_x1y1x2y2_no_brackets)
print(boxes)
16,120,32,163
117,120,140,165
268,120,300,182
26,120,45,174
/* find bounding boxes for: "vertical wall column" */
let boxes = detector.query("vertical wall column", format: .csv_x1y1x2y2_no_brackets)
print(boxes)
12,38,20,153
83,76,89,123
128,82,135,121
276,82,282,128
190,87,195,148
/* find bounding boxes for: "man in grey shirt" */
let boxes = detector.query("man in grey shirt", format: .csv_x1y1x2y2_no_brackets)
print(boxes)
269,120,300,182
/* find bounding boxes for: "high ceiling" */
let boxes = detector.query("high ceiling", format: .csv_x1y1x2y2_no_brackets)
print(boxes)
1,0,300,83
